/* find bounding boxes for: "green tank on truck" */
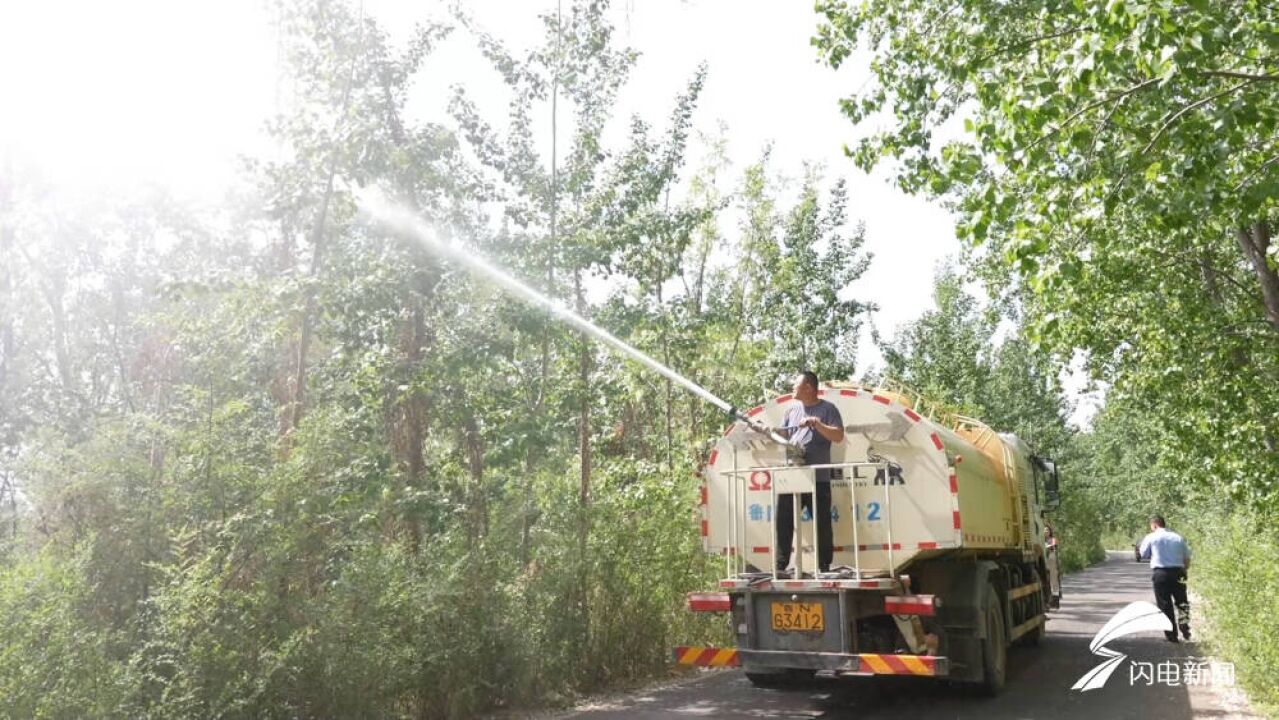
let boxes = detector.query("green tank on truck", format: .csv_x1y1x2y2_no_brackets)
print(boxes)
676,382,1062,695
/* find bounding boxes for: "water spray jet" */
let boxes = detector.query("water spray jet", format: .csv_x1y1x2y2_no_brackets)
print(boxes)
356,188,790,447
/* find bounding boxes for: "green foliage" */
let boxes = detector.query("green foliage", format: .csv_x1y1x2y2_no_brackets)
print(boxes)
816,0,1279,510
758,173,871,384
883,267,1072,453
0,550,130,719
881,268,998,418
1068,399,1189,538
0,1,868,717
819,5,1277,703
881,265,1104,566
1193,508,1279,716
1048,484,1108,574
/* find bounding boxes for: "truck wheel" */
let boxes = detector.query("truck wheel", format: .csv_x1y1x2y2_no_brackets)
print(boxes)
745,669,816,688
1017,614,1046,647
1016,596,1046,647
979,590,1007,695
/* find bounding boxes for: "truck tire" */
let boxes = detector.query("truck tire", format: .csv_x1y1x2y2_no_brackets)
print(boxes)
1016,591,1046,647
1017,614,1046,647
979,589,1007,695
744,669,816,688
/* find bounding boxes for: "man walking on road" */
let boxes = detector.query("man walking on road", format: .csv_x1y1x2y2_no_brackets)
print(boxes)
1136,514,1192,642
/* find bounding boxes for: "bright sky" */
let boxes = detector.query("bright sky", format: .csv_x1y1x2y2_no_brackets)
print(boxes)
0,1,276,197
0,0,1098,425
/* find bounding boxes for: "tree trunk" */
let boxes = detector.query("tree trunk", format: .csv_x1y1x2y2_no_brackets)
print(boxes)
0,180,11,408
286,17,361,439
658,282,674,477
1198,251,1224,306
110,278,136,414
41,275,75,402
142,349,171,613
289,170,335,437
574,266,593,663
395,287,431,549
521,267,552,568
524,0,562,571
574,271,592,518
464,415,487,544
1236,222,1279,333
403,299,429,487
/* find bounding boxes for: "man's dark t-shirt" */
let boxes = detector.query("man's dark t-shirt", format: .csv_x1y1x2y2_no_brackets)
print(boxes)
782,399,844,479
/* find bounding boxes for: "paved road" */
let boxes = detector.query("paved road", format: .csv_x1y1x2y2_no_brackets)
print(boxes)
555,552,1258,719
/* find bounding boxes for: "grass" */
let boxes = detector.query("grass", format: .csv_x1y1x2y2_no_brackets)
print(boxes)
1190,511,1279,719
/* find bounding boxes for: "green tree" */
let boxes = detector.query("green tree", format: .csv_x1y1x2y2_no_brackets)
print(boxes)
881,268,1100,566
815,0,1279,508
0,2,888,717
760,172,871,383
881,268,997,417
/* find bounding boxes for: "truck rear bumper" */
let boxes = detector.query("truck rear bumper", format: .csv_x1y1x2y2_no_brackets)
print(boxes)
738,649,948,677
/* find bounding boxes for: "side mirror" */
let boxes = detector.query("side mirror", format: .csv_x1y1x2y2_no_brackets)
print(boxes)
1043,459,1061,510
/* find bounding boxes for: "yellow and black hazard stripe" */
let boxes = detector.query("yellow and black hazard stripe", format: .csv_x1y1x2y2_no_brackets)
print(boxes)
673,646,740,667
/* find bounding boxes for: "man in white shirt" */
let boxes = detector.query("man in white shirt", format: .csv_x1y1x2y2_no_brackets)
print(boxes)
1137,514,1192,642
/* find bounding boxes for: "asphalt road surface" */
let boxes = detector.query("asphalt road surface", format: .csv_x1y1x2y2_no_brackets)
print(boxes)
554,552,1259,719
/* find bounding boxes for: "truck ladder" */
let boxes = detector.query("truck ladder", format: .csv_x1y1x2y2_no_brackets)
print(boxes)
1001,441,1033,552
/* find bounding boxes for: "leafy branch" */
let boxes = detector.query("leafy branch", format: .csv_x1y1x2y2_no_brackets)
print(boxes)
1025,78,1162,154
1140,79,1258,156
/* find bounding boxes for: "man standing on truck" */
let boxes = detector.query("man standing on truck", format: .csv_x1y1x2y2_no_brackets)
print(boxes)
771,371,845,574
1136,514,1192,642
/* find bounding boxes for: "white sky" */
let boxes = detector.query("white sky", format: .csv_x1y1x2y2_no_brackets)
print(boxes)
0,0,1098,426
0,1,276,196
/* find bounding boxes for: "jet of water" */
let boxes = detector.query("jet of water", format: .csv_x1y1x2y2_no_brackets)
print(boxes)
357,188,788,446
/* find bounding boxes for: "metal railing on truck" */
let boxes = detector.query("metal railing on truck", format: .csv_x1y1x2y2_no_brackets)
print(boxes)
717,458,896,581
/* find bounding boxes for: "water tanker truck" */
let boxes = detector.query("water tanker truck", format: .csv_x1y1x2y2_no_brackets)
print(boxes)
677,381,1062,694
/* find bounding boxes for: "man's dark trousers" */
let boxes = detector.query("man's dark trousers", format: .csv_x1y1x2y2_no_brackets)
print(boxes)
1152,567,1190,633
775,481,833,572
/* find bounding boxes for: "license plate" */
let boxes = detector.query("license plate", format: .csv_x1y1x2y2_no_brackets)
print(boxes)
770,601,824,632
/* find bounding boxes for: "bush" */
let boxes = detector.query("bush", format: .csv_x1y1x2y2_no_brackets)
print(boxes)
1054,488,1107,574
0,549,131,719
1193,509,1279,717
